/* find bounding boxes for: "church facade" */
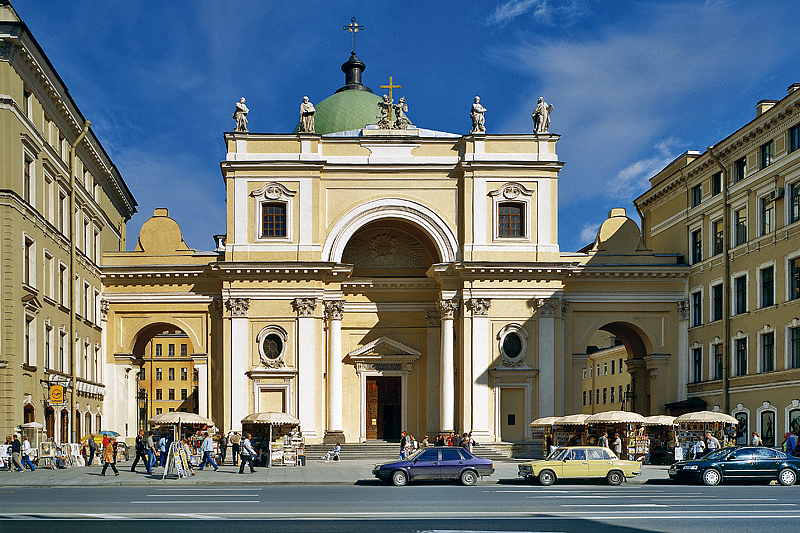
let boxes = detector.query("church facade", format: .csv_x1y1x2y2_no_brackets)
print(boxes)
101,54,689,444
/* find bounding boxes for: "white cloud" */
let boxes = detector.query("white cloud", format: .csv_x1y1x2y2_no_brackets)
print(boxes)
487,0,586,26
578,221,600,246
607,137,682,199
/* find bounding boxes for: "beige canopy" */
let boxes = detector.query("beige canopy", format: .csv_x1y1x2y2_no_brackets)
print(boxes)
674,411,739,424
241,412,300,426
148,412,215,426
642,415,677,426
554,413,591,425
585,410,646,424
529,416,562,427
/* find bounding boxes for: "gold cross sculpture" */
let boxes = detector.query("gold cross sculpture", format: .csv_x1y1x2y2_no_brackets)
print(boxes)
380,76,401,103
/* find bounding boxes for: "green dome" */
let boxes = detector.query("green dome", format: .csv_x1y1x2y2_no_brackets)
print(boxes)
293,90,382,135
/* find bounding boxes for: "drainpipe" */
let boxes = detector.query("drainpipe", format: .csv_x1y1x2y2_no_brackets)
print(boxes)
69,120,91,441
707,146,730,413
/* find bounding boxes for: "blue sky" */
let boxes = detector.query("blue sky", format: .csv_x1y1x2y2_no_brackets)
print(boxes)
12,0,800,252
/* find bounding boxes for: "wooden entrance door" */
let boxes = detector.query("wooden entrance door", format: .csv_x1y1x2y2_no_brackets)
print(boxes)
366,376,401,440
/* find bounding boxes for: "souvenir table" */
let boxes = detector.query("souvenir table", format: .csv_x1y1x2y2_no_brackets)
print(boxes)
241,412,302,467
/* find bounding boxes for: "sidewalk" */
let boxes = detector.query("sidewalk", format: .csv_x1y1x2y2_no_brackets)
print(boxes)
0,459,670,487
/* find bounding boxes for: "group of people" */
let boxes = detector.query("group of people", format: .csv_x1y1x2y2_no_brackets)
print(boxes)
688,432,722,459
2,435,36,472
594,432,625,456
396,431,477,459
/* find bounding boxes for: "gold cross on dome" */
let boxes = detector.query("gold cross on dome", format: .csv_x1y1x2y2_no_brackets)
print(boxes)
343,17,364,53
380,76,401,103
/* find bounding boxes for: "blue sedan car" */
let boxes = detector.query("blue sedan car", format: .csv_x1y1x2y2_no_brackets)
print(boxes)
373,446,494,486
669,446,800,486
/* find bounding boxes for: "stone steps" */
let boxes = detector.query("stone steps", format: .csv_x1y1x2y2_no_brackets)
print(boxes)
304,441,514,461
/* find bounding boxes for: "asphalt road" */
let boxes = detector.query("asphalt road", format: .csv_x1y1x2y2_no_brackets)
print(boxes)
0,480,797,532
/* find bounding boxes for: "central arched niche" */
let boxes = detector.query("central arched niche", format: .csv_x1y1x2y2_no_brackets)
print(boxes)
341,220,439,277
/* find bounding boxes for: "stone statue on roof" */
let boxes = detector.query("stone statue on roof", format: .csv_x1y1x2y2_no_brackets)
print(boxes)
233,97,249,132
532,96,553,134
376,94,393,129
299,96,316,133
471,96,486,133
393,97,410,130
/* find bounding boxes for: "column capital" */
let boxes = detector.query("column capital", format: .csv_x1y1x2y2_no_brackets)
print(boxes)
677,300,689,321
100,299,110,321
226,297,251,318
293,297,317,317
437,299,460,319
536,297,560,317
324,300,345,320
425,310,441,327
466,298,492,316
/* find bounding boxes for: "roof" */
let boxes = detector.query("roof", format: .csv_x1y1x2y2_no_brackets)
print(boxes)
293,90,384,135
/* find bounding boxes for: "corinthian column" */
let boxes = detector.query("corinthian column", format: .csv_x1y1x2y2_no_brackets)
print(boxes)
467,298,491,439
438,299,460,433
293,298,318,440
324,300,345,443
226,297,250,431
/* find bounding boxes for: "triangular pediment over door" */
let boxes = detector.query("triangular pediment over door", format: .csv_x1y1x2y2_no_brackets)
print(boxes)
347,336,421,373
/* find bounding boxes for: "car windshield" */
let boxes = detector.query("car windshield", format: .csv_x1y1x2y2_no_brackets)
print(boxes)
407,448,427,460
547,447,570,461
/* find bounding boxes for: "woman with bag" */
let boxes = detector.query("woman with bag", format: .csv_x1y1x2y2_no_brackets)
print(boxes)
100,437,119,476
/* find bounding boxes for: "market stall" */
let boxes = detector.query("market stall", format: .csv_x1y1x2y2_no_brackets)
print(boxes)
552,414,591,449
148,412,215,479
529,417,561,458
642,415,677,465
584,411,646,460
241,412,302,467
674,411,739,460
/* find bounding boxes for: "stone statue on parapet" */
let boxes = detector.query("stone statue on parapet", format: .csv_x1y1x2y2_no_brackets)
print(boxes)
299,96,316,133
532,96,553,134
376,94,393,129
233,97,249,132
393,97,410,129
471,96,486,133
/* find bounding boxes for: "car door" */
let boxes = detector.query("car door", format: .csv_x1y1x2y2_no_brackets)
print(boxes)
751,447,778,478
408,449,440,480
718,447,756,478
587,447,614,477
561,448,590,478
439,448,466,479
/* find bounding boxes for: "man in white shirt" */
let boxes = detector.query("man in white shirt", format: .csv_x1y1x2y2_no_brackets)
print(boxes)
705,432,721,452
197,432,218,471
20,436,36,471
239,434,256,474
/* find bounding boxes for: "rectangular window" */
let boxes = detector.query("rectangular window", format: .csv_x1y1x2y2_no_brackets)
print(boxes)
790,259,800,302
713,344,723,380
734,208,747,245
761,332,774,373
791,183,800,224
733,157,747,183
23,157,32,204
24,317,32,366
760,140,774,169
610,360,615,374
760,266,774,308
583,390,586,406
596,389,600,405
168,344,175,357
181,367,187,381
181,389,188,400
155,389,162,400
610,387,615,404
261,202,287,238
59,265,66,305
618,385,623,404
619,358,623,372
735,275,747,314
791,327,800,369
596,364,600,377
691,184,701,207
602,388,607,404
712,284,723,322
168,389,175,400
23,88,31,117
692,291,702,327
156,408,162,415
155,344,162,357
59,332,65,372
498,203,524,238
24,237,33,286
588,389,592,405
181,343,187,357
735,338,747,376
58,193,66,234
691,229,702,263
712,172,722,196
790,124,800,153
155,367,162,381
168,367,175,380
692,347,702,383
582,368,586,380
761,196,774,235
44,325,51,369
603,363,607,375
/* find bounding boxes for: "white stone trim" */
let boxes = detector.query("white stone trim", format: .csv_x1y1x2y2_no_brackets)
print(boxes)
731,403,750,445
784,318,800,371
357,369,410,443
755,401,778,446
251,182,295,243
785,399,800,438
489,182,533,243
252,381,293,417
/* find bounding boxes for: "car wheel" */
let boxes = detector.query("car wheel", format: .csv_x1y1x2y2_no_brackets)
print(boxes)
778,468,797,486
460,470,478,486
538,469,556,486
701,468,722,486
391,470,407,487
606,470,624,486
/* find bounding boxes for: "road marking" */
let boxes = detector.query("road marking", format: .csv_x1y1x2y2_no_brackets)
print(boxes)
560,504,668,508
154,487,263,491
146,494,261,497
130,500,260,504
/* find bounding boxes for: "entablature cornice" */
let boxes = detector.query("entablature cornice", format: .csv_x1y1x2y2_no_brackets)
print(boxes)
210,262,353,281
101,265,212,281
428,261,579,282
567,265,689,278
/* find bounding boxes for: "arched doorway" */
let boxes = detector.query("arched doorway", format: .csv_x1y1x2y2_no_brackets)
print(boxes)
74,409,81,440
85,412,92,436
596,322,653,415
23,404,35,424
45,407,55,441
60,409,69,444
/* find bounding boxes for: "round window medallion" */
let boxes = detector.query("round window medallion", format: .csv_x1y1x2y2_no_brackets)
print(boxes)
503,332,522,358
262,334,283,360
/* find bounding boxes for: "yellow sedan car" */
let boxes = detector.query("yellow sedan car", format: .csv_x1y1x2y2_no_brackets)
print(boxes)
518,446,641,485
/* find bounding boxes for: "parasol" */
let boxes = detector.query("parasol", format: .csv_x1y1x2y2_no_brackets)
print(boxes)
148,412,215,426
585,410,646,424
554,413,591,425
674,411,739,424
529,416,562,427
642,415,677,426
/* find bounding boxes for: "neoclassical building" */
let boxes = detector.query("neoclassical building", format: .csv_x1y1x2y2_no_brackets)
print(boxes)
101,53,689,444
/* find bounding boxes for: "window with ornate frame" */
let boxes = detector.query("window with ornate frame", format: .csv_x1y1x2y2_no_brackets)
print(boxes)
489,182,533,242
251,182,295,242
496,323,529,367
256,325,288,369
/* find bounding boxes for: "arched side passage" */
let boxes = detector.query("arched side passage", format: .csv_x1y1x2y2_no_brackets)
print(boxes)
120,316,204,357
322,198,460,264
576,317,658,356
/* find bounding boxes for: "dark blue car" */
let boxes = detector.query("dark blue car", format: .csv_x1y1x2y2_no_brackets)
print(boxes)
669,446,800,486
372,446,494,486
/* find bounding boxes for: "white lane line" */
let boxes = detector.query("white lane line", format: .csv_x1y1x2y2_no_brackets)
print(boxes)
146,494,261,497
154,487,263,491
130,500,260,504
560,504,668,508
81,514,130,519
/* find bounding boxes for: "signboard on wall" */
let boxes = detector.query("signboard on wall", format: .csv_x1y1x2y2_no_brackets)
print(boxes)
49,384,65,406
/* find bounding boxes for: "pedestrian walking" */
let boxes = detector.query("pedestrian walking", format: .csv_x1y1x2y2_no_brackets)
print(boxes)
218,434,227,465
597,432,609,448
10,435,24,472
399,431,408,459
87,434,98,466
230,432,241,466
20,436,35,471
100,437,119,476
238,433,256,474
198,432,218,471
146,431,158,471
159,435,169,467
705,432,720,452
783,432,798,456
612,433,622,456
421,435,429,448
691,436,705,459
